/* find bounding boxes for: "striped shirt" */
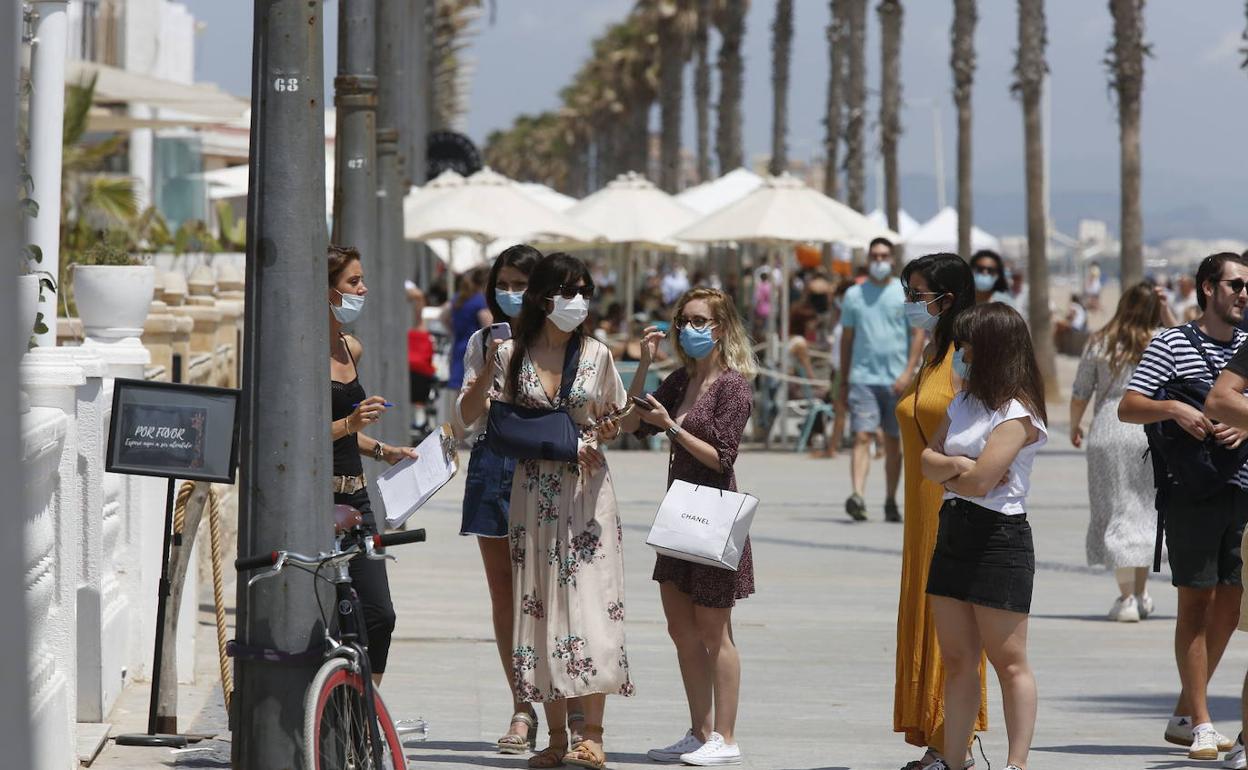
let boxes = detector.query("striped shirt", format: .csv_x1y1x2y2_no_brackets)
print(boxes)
1127,322,1248,488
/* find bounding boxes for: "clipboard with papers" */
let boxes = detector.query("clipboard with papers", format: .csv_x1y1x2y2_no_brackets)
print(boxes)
376,423,460,529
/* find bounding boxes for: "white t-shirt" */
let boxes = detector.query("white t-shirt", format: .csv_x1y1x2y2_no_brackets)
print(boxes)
941,394,1047,515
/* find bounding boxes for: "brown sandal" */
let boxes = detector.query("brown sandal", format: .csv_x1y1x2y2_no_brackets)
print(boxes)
563,724,606,769
528,729,569,769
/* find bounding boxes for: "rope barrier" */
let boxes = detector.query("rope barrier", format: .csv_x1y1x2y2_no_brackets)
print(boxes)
205,485,234,709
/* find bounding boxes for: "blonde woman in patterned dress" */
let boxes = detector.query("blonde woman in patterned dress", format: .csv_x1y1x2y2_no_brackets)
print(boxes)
491,253,632,769
1070,282,1173,622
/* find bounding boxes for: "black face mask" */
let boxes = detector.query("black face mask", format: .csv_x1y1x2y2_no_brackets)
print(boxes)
810,293,829,313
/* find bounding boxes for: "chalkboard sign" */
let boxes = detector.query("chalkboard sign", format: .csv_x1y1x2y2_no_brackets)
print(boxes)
106,378,241,483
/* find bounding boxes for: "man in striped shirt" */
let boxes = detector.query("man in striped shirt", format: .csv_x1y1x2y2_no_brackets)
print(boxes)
1120,252,1248,761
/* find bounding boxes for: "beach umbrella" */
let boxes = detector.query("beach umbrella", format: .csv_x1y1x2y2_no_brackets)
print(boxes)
903,206,1001,260
867,208,921,241
675,167,765,216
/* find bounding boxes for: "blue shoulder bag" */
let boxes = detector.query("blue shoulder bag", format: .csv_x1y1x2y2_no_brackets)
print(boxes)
486,336,582,462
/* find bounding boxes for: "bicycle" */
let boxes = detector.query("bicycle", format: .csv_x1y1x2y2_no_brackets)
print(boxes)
235,504,426,770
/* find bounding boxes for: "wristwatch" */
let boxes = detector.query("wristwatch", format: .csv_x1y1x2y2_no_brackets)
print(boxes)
372,442,386,461
665,424,682,439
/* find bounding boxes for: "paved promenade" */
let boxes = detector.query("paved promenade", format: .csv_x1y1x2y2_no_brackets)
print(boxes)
94,421,1248,769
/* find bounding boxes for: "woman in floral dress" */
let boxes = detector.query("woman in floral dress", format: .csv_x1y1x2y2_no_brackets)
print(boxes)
620,287,758,767
491,253,631,769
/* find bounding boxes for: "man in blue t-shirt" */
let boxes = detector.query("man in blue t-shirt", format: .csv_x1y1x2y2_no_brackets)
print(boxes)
834,237,920,522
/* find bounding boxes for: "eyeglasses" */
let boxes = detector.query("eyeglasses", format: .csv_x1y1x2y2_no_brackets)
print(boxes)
550,283,594,300
676,315,716,331
904,289,943,303
1218,279,1248,295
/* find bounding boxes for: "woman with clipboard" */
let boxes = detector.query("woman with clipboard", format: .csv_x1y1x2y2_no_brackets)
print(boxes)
327,245,419,683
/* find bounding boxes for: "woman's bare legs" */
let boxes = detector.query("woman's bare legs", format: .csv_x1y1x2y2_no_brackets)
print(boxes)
479,537,534,740
661,582,714,740
975,605,1036,769
694,604,741,744
932,596,982,768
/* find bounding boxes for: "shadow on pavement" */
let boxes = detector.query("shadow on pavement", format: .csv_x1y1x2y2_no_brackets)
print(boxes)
1059,692,1241,717
1033,743,1180,755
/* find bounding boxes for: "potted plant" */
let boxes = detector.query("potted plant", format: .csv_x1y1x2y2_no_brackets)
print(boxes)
70,238,154,341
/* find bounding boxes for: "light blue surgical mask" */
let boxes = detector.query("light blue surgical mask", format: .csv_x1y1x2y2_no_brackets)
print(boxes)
869,260,893,282
974,273,998,293
903,300,939,331
952,348,970,380
331,290,365,324
494,288,524,318
679,324,716,359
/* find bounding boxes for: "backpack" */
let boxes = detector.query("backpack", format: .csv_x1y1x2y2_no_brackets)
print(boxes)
1144,323,1248,569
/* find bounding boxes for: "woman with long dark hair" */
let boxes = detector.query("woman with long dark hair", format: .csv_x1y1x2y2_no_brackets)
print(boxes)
455,244,546,752
969,250,1013,307
327,245,418,683
1071,283,1174,621
893,253,986,769
491,253,632,769
921,302,1048,770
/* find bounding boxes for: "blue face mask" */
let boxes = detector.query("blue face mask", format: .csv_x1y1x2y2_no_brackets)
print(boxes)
973,273,997,293
952,348,970,380
903,300,940,331
679,325,716,359
494,288,524,318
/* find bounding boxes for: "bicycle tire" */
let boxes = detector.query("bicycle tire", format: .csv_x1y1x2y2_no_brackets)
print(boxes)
305,656,406,770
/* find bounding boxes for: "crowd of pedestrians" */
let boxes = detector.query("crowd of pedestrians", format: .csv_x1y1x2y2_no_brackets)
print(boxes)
328,237,1248,768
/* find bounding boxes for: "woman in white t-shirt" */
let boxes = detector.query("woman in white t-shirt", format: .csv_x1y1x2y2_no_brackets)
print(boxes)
920,302,1048,770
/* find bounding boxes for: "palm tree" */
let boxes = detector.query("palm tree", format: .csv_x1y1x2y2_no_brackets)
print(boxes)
429,0,484,132
1014,0,1058,395
878,0,903,231
952,0,977,258
1107,0,1147,287
694,0,712,181
648,0,698,192
823,0,849,199
844,0,867,212
714,0,748,172
769,0,794,176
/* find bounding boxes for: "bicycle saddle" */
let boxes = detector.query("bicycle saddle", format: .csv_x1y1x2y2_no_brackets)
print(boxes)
332,504,364,534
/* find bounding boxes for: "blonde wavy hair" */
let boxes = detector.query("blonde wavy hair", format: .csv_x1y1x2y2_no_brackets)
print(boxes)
670,288,758,377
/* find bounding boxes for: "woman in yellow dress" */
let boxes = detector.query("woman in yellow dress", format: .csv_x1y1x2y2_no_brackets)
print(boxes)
894,253,986,769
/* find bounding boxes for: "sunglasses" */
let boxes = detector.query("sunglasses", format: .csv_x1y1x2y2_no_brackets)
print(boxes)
973,266,999,276
904,289,943,303
550,283,594,300
1218,279,1248,295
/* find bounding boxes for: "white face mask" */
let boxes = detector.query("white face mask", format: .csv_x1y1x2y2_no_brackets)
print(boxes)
331,289,365,324
548,294,589,332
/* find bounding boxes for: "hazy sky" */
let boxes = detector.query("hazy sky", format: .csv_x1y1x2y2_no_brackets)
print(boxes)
183,1,1248,239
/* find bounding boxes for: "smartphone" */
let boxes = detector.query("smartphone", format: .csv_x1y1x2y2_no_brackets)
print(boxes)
489,322,512,341
630,394,655,411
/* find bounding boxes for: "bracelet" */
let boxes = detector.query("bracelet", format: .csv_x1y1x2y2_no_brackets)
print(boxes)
371,442,385,461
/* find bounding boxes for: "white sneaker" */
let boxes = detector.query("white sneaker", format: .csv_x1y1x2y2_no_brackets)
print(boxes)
646,730,703,763
1225,735,1246,769
1108,595,1140,622
1192,726,1222,760
680,732,742,766
1167,717,1235,752
1137,592,1155,619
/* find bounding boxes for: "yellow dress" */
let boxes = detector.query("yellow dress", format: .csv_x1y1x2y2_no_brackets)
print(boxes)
893,347,988,748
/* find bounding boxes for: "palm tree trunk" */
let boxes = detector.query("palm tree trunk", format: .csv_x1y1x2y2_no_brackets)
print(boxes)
1109,0,1145,287
878,0,903,231
769,0,794,176
694,0,712,182
715,0,747,172
658,20,684,192
629,100,651,176
1015,0,1057,396
824,0,849,199
952,0,977,258
844,0,867,212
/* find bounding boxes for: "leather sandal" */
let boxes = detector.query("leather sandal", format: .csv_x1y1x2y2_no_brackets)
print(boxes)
498,711,538,754
564,724,606,769
567,710,586,743
528,729,568,769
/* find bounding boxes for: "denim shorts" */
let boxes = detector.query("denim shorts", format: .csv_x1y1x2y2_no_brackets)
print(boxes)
847,382,900,437
927,498,1035,614
460,434,517,538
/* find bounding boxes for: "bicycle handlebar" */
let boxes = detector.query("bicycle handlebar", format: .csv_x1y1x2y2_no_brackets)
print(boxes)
234,529,427,573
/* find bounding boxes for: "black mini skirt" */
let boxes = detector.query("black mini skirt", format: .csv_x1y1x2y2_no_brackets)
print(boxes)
926,497,1035,614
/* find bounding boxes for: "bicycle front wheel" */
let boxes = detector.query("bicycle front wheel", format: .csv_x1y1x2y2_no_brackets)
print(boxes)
304,656,406,770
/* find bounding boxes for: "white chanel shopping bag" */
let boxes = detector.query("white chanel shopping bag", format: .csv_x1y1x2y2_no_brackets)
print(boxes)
645,479,758,571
